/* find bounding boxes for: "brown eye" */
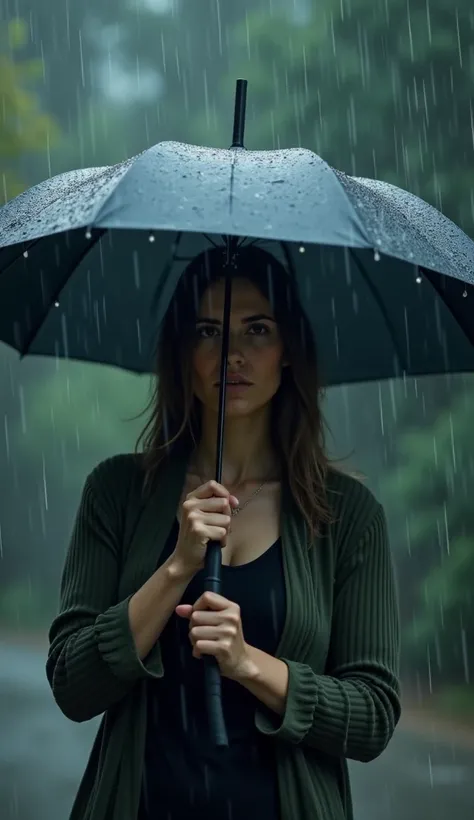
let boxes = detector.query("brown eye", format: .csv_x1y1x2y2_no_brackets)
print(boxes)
196,325,220,339
247,323,270,336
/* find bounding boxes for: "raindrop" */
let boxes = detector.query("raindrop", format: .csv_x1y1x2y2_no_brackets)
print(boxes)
54,301,60,307
85,229,92,239
462,289,468,297
461,625,470,683
374,250,380,261
3,414,10,461
415,275,422,284
42,454,49,512
149,233,156,243
299,245,305,253
23,250,28,258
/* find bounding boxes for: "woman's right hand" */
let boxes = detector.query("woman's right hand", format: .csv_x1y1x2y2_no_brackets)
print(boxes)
173,480,239,574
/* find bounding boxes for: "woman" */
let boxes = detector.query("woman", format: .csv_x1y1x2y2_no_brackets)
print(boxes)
46,245,401,820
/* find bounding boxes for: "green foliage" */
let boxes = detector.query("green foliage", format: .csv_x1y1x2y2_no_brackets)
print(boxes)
218,0,474,233
382,379,474,683
0,18,60,199
0,577,53,629
14,360,152,491
432,684,474,720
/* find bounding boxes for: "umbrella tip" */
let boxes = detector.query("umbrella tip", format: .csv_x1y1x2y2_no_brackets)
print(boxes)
231,79,248,150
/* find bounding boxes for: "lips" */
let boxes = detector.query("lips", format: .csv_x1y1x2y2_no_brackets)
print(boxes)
215,375,253,386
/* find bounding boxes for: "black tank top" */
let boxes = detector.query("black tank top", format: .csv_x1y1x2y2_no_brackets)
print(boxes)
139,518,286,820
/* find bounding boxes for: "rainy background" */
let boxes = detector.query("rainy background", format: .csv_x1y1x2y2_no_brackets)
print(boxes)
0,0,473,818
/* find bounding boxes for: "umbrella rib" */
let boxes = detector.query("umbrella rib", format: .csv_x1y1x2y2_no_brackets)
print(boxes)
0,237,43,274
202,234,222,249
348,249,408,375
19,229,107,359
418,265,474,348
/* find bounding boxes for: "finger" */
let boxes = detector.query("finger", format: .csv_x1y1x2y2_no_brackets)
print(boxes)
190,626,222,641
192,480,230,499
192,497,232,513
175,604,193,618
190,610,223,625
193,640,221,657
200,526,229,543
197,512,232,528
192,591,230,611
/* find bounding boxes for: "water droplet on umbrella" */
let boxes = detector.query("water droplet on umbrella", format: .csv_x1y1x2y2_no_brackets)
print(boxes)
299,245,305,253
149,233,156,242
462,289,468,297
374,250,381,261
416,275,422,284
23,250,28,258
85,229,92,239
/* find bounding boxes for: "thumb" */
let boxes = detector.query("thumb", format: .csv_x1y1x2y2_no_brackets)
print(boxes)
175,604,193,618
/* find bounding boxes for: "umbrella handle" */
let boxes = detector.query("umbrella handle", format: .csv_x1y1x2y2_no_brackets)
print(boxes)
203,539,229,747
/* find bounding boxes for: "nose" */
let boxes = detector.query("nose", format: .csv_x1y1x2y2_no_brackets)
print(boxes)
227,349,245,367
226,334,245,366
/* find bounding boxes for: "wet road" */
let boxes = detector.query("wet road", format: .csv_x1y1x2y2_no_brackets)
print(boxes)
1,643,473,819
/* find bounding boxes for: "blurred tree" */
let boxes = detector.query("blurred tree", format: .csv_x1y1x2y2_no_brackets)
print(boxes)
0,18,62,623
5,1,101,139
14,360,150,492
0,18,60,200
70,0,268,160
219,0,474,234
382,375,474,686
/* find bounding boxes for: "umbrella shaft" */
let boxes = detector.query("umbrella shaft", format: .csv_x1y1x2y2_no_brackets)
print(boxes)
213,244,233,483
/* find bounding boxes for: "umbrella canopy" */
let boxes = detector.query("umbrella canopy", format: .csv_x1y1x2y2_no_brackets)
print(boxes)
0,141,473,386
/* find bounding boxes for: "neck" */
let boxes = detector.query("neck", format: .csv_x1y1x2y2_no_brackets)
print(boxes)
193,406,279,487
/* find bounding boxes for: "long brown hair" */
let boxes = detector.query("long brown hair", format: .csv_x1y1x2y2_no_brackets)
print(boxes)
137,244,334,540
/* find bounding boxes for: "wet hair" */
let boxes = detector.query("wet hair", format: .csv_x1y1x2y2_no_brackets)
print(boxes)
137,244,333,540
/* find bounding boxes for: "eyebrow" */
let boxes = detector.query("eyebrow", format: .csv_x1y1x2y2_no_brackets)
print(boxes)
196,313,276,325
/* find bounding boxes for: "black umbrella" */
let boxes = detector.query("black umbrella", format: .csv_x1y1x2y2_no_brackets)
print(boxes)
1,81,474,748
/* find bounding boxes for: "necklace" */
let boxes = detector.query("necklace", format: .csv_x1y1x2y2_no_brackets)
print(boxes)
195,469,269,517
229,479,267,517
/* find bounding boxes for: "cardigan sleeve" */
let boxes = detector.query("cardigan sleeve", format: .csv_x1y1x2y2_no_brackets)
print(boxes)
255,504,401,761
46,463,163,723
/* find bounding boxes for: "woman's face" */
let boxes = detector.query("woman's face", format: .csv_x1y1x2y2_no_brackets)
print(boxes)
191,276,286,417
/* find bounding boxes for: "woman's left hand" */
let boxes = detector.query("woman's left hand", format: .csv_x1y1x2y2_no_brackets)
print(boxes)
175,591,254,681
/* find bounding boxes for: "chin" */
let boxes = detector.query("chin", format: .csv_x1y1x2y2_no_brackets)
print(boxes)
223,398,253,415
225,396,275,418
198,390,278,418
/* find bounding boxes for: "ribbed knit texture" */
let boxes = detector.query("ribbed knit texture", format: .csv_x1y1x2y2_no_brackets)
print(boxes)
47,467,164,724
46,452,401,820
255,505,400,763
